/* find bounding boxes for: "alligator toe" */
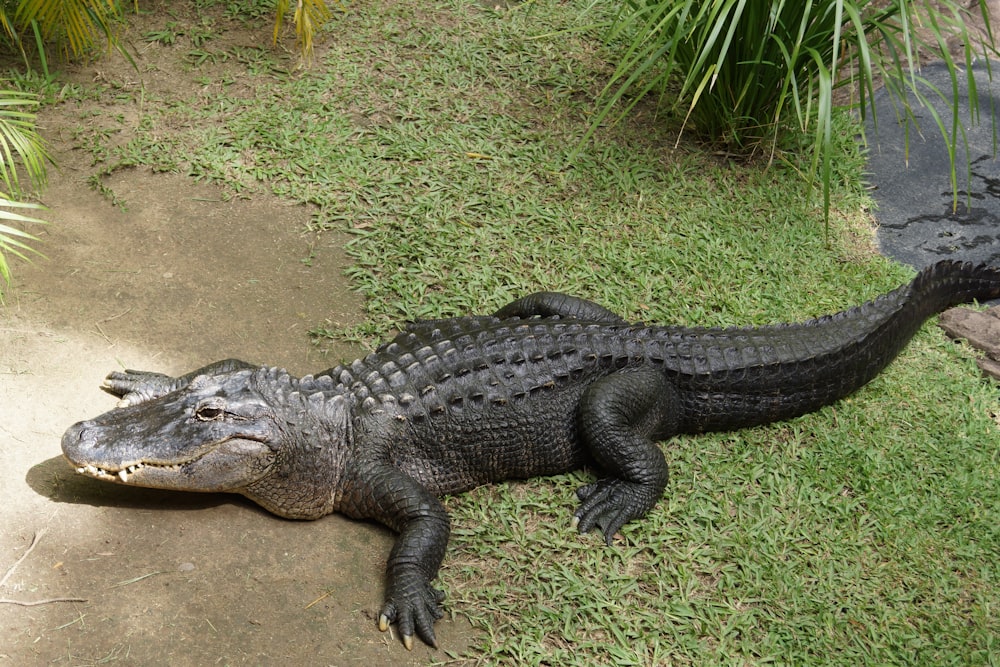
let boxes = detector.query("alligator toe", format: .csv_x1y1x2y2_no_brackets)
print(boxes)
574,478,658,544
378,571,444,649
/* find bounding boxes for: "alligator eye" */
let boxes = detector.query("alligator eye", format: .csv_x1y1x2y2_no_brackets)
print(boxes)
194,405,225,421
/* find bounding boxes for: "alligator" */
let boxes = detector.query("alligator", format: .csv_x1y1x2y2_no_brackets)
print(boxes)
61,260,1000,650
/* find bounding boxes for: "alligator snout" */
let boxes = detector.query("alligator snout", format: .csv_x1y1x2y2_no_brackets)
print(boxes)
61,420,98,462
62,419,89,445
62,418,151,484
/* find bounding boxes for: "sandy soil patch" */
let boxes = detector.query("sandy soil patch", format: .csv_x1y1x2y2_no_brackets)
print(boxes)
1,58,472,667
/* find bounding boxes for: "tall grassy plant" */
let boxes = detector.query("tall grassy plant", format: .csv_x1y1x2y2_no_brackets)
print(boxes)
594,0,995,221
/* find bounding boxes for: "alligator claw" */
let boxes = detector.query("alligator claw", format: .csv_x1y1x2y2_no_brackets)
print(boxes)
102,370,177,406
574,479,656,544
377,613,416,650
378,571,444,650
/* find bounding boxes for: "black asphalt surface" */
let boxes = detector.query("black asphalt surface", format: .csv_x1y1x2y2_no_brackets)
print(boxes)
866,60,999,268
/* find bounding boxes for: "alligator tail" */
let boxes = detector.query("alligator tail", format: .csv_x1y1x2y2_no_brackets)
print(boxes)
908,260,1000,319
679,260,1000,432
863,260,1000,380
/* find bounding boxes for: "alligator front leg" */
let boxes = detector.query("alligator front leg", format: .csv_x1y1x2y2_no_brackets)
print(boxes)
574,367,680,543
348,463,451,650
102,358,257,407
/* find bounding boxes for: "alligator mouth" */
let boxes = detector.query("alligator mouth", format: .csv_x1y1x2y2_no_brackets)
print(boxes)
74,461,186,484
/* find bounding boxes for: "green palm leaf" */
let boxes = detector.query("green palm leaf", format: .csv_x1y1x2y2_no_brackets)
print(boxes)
0,88,50,197
15,0,120,58
0,86,49,296
275,0,335,62
0,194,45,291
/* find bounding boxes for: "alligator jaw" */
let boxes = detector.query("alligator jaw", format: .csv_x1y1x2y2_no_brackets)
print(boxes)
61,405,280,493
73,460,187,485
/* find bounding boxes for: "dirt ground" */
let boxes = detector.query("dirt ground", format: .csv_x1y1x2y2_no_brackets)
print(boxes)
0,10,474,667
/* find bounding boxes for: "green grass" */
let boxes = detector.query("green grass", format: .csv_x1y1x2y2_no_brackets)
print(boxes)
48,0,1000,663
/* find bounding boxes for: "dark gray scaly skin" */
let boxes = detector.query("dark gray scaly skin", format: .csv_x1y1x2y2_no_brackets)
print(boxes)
61,260,1000,649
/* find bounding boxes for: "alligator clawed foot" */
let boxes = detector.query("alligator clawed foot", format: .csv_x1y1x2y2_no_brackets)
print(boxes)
102,369,177,407
378,571,445,650
573,478,657,545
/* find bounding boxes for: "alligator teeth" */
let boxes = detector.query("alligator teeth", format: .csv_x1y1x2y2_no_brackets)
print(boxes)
75,463,145,482
118,464,145,481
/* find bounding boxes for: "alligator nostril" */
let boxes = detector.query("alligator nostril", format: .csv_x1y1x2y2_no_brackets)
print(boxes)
61,421,95,456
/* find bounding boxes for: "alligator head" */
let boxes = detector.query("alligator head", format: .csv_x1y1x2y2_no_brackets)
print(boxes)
62,367,350,519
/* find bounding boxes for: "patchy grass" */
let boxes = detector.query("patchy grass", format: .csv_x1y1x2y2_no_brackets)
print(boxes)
40,0,1000,664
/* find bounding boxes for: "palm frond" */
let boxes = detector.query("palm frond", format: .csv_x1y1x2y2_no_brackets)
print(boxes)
15,0,121,58
274,0,336,62
0,4,16,39
0,194,46,290
0,88,51,197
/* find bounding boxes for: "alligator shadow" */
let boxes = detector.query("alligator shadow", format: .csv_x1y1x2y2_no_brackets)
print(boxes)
26,455,252,513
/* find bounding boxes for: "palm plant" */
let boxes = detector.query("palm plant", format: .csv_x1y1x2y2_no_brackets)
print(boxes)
0,1,116,296
0,88,47,192
4,1,335,65
275,0,334,61
0,87,48,296
0,192,45,290
592,0,996,222
11,0,123,59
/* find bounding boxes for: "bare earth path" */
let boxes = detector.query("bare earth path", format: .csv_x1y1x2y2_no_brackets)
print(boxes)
0,57,473,667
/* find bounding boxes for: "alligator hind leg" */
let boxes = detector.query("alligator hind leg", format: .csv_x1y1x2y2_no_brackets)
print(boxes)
574,368,679,544
494,292,628,323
